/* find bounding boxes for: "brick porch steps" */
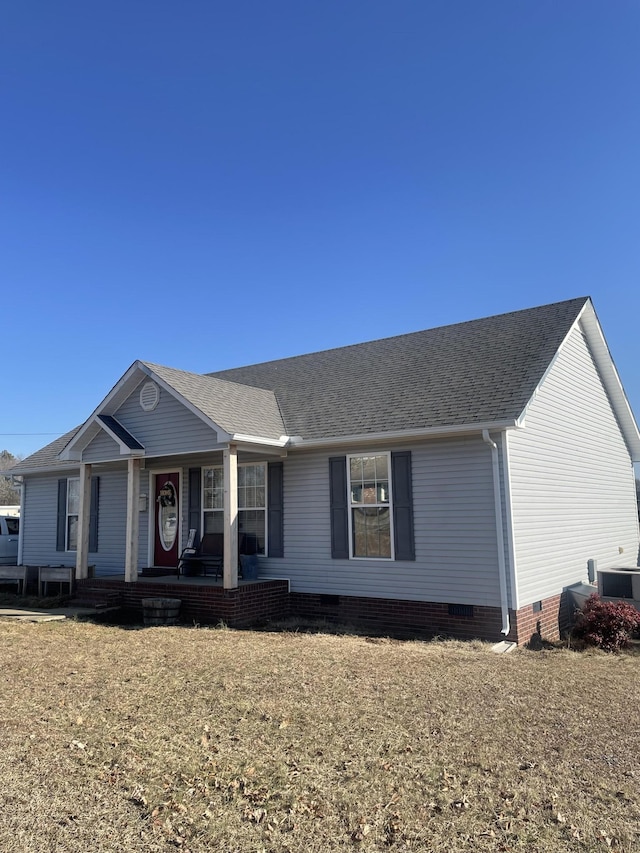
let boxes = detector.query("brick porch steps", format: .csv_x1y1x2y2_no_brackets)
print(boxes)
70,586,124,610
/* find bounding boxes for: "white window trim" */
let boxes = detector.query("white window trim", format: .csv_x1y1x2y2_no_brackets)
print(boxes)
66,476,80,552
346,451,395,560
201,462,268,555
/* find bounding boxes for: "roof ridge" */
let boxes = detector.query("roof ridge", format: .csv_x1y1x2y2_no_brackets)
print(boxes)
203,296,592,440
205,296,590,376
16,296,598,469
142,360,278,396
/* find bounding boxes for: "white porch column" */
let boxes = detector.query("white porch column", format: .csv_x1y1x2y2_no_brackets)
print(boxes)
223,443,239,589
75,463,92,580
125,457,141,583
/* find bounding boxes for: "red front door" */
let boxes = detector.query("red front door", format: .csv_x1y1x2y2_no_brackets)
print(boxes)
154,472,180,567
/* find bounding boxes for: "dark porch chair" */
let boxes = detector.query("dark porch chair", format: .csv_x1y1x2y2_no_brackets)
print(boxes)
177,533,223,579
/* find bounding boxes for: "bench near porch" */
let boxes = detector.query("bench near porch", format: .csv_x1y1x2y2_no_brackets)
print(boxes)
0,565,31,595
0,565,77,596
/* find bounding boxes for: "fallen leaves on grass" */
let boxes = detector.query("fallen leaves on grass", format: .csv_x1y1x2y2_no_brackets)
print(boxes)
1,621,640,852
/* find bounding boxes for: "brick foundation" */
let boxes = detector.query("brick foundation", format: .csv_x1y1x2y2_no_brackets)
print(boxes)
76,578,290,628
289,592,505,641
76,578,570,645
507,592,571,645
290,590,572,645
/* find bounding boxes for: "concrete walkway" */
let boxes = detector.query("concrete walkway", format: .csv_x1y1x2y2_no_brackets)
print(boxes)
0,606,108,623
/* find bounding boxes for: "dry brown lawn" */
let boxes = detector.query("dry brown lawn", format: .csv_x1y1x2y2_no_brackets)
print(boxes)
0,618,638,852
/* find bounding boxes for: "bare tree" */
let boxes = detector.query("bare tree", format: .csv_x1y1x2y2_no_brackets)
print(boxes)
0,450,21,505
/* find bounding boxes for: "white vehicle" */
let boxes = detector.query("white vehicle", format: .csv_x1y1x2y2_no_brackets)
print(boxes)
0,515,19,565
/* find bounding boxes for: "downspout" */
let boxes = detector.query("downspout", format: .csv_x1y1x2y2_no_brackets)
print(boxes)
482,430,510,636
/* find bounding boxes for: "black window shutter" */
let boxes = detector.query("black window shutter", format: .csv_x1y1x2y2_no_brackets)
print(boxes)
89,476,99,552
329,456,349,559
267,461,284,557
56,479,67,551
188,468,202,546
392,450,415,561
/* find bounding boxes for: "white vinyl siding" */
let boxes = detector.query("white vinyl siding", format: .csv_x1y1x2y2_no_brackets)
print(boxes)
21,475,63,566
20,470,147,577
508,324,639,606
83,431,121,462
94,471,133,575
257,437,502,606
21,436,504,603
114,383,220,456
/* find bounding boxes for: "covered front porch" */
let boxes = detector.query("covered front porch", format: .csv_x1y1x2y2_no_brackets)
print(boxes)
70,444,253,591
75,574,290,628
57,360,290,593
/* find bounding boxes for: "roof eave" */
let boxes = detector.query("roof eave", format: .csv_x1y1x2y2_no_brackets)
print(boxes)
579,303,640,462
514,299,640,463
230,433,292,448
11,462,86,476
288,420,520,450
59,418,146,461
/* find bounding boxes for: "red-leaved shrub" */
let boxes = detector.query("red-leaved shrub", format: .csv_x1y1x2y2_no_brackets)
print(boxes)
573,593,640,652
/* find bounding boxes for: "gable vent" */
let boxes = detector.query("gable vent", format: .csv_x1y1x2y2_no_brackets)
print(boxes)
140,381,160,412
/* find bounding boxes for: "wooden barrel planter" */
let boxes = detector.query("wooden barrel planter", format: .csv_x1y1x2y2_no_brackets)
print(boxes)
142,597,182,627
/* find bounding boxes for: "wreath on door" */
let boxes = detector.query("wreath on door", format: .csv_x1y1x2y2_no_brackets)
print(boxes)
157,482,176,507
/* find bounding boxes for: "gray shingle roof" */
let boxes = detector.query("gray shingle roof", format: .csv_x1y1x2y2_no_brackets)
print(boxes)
14,297,592,473
12,427,83,473
142,362,285,439
207,297,590,440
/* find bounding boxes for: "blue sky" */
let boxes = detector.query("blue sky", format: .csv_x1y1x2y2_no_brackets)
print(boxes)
2,1,640,458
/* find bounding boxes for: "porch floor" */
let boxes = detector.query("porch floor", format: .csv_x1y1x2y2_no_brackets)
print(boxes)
99,573,271,587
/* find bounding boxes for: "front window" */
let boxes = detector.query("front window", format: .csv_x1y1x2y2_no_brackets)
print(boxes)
202,463,266,554
66,477,80,551
348,453,393,559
